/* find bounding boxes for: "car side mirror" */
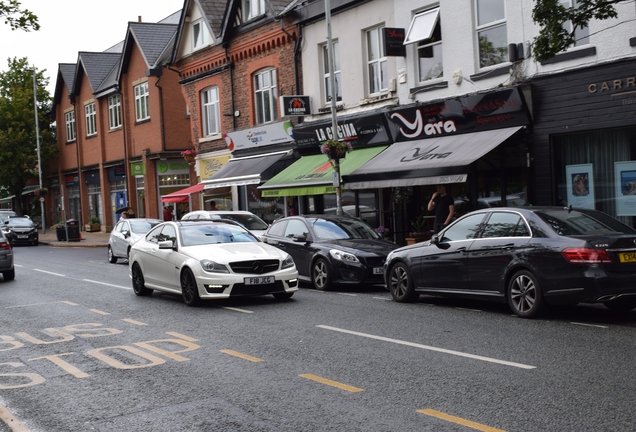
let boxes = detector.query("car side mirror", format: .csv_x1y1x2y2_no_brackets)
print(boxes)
158,239,174,249
430,234,440,245
122,230,130,238
293,234,307,242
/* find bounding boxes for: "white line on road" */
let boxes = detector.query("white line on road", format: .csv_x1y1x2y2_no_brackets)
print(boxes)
317,325,536,369
372,296,392,301
83,279,132,290
571,322,608,329
337,293,357,297
221,306,253,314
33,269,65,277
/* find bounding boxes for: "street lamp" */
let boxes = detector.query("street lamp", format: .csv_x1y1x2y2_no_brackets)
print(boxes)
31,68,46,234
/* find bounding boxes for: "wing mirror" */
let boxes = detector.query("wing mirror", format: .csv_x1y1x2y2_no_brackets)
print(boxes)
293,234,307,242
158,239,174,249
430,234,440,245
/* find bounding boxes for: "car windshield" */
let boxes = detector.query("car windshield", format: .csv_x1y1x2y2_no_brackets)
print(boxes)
216,213,268,230
179,224,259,246
6,218,34,228
129,220,162,234
535,209,636,236
309,218,379,241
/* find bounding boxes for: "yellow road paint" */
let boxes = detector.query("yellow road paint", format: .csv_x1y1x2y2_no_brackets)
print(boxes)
135,338,200,362
0,402,29,432
166,332,198,342
87,346,165,369
220,349,263,362
121,318,147,326
90,309,110,315
418,409,506,432
299,374,363,393
29,353,89,379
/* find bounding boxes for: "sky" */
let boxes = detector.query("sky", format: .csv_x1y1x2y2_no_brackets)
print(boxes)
0,0,184,95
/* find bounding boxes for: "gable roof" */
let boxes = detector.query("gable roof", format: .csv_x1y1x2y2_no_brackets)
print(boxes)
73,52,121,95
52,63,77,108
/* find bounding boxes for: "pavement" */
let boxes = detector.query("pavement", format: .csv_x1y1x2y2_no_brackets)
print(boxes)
38,229,110,247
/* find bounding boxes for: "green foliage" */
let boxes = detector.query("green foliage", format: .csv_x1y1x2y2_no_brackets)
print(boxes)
532,0,621,62
89,217,101,225
0,0,39,31
0,57,55,213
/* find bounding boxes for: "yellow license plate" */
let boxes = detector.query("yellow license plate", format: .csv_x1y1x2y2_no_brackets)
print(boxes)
619,252,636,263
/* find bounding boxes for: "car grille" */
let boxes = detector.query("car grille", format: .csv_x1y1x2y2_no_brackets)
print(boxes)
361,256,385,268
229,259,279,274
230,280,285,296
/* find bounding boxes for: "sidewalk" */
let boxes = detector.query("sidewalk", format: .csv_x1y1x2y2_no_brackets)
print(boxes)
38,229,110,247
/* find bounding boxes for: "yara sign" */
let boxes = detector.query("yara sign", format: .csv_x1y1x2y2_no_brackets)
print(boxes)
390,110,457,139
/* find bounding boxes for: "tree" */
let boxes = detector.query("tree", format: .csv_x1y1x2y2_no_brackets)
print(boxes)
0,57,55,215
0,0,39,31
532,0,625,62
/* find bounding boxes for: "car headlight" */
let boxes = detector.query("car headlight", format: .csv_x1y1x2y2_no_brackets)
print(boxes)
329,249,360,264
281,254,294,269
200,259,229,273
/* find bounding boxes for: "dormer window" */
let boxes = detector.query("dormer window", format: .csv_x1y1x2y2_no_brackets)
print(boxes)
192,19,209,50
241,0,265,22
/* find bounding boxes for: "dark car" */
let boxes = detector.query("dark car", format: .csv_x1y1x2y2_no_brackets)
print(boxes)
0,229,14,280
384,206,636,318
2,216,38,246
262,215,399,290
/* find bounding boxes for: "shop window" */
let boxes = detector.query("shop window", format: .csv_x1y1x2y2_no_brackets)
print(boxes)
475,0,507,68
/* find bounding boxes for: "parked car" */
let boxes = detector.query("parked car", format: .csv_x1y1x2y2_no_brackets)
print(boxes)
128,220,298,306
180,210,269,238
384,206,636,318
0,210,17,225
261,214,399,290
108,218,163,263
2,216,38,246
0,229,14,281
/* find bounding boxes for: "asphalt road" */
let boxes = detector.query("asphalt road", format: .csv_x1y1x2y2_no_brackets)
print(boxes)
0,245,635,431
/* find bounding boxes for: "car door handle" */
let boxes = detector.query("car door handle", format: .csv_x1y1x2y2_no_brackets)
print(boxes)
500,243,515,250
456,247,467,252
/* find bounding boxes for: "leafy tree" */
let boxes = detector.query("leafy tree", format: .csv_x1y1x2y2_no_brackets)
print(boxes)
532,0,624,62
0,57,55,215
0,0,39,31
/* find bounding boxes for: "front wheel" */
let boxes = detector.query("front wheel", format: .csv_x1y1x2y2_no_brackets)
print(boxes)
508,270,544,318
388,263,418,302
108,246,118,264
312,258,332,291
181,268,201,307
131,263,152,296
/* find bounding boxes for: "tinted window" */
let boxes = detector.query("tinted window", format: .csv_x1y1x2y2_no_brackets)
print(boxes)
267,220,287,237
536,209,635,236
157,225,177,243
146,225,164,243
284,220,309,239
310,218,378,240
481,212,529,238
218,213,268,230
441,213,485,242
179,224,258,246
6,218,34,228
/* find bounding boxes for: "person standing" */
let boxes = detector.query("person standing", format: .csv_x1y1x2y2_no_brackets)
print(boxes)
163,205,173,221
428,184,455,234
209,201,218,211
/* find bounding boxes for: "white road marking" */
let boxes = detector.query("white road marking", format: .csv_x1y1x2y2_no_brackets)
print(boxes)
221,306,253,314
455,307,482,312
337,293,357,297
373,296,392,301
317,325,536,369
571,322,608,329
33,269,65,277
83,279,131,290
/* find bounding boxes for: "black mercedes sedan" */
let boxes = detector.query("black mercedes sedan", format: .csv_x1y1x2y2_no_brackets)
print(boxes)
384,206,636,318
262,215,398,290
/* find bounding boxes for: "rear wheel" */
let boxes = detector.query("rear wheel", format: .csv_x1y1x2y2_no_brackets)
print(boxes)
2,269,15,281
312,258,332,291
131,263,152,296
388,263,418,302
181,268,201,306
508,270,544,318
108,246,118,264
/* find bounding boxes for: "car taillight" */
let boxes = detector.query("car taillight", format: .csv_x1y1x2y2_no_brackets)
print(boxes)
0,241,10,250
562,248,612,264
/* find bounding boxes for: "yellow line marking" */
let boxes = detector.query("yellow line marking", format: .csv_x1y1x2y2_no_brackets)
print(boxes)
0,402,29,431
220,349,263,362
166,332,198,342
299,374,363,393
90,309,110,315
6,301,78,309
418,409,506,432
121,318,147,326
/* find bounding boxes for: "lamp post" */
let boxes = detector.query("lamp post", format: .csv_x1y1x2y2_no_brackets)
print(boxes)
325,0,343,215
31,68,46,234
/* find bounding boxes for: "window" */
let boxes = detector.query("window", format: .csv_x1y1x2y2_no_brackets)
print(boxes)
85,102,96,137
322,42,341,103
192,20,209,50
108,94,121,129
201,87,220,136
475,0,507,68
254,69,277,124
403,8,443,82
134,82,150,122
241,0,265,22
65,111,76,142
481,212,529,238
440,213,486,242
366,27,388,95
560,0,589,47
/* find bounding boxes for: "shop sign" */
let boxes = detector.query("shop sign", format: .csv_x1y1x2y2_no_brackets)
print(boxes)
224,121,294,151
65,175,78,186
388,87,530,141
130,162,145,176
280,96,311,116
156,160,189,174
198,154,232,180
384,28,406,57
293,113,392,148
587,75,636,106
107,166,125,182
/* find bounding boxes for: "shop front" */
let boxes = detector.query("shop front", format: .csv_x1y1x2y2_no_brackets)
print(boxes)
156,159,190,220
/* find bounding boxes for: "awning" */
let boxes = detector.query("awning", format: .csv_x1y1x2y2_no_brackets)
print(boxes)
161,183,204,203
202,150,292,190
343,126,523,189
258,146,387,197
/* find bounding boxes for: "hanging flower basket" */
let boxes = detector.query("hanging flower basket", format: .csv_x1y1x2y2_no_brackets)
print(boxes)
320,139,353,160
181,149,197,163
34,187,48,197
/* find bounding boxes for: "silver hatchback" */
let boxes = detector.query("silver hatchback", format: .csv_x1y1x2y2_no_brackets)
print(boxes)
0,230,15,281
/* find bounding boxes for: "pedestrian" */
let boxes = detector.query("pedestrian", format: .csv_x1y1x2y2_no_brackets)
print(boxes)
209,200,218,211
428,184,455,234
120,211,129,219
163,205,173,221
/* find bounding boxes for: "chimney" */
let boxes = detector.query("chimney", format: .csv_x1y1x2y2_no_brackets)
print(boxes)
138,16,142,22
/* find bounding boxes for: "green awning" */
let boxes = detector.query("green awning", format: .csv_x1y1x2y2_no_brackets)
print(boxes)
258,146,387,197
0,196,14,204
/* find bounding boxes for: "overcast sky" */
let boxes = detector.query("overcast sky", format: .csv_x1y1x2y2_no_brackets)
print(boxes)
0,0,183,94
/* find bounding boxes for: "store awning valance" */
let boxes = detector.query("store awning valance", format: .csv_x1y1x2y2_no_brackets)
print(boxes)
161,183,204,203
203,150,292,190
343,126,523,189
258,146,387,197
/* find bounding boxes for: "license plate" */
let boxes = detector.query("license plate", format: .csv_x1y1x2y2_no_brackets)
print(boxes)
244,276,275,285
373,267,383,275
17,235,28,239
619,252,636,263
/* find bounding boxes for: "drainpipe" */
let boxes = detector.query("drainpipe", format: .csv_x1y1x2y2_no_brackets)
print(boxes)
223,44,236,130
117,85,130,210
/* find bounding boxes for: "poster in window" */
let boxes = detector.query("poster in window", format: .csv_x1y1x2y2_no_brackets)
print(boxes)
614,161,636,216
565,164,594,209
